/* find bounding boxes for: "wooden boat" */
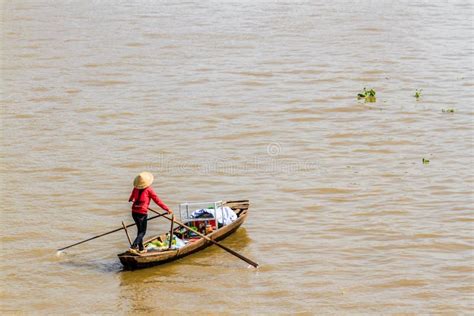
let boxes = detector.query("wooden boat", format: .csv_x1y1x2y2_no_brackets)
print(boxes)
118,200,249,270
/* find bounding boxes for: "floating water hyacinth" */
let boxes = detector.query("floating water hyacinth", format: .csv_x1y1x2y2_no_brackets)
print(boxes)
422,158,430,164
442,108,455,113
357,87,376,102
415,89,422,99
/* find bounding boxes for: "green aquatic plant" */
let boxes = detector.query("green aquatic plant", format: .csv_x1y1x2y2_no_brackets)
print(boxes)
422,158,430,164
442,108,455,113
414,89,422,99
357,88,376,102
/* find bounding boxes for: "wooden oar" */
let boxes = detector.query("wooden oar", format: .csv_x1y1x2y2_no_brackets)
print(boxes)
148,208,259,268
122,221,132,246
57,212,167,251
168,215,174,250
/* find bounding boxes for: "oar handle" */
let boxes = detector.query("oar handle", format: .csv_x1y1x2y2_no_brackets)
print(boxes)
148,208,259,268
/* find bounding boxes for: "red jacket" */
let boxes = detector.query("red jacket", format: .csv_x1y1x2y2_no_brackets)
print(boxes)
129,186,170,215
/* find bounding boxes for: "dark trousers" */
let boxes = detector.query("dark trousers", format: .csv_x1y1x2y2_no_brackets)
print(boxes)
131,212,147,250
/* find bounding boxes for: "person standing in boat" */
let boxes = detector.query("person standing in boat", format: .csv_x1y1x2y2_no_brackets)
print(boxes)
128,172,173,254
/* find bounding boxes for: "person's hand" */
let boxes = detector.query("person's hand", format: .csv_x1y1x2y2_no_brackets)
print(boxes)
168,209,174,215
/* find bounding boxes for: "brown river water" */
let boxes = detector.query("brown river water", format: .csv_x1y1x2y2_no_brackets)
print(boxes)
1,0,473,314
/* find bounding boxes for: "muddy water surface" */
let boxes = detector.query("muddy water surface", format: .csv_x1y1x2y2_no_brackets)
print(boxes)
1,0,473,314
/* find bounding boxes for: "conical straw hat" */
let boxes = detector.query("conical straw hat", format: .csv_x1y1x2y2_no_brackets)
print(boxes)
133,172,154,189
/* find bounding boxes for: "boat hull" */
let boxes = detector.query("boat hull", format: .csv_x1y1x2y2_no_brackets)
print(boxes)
117,200,249,270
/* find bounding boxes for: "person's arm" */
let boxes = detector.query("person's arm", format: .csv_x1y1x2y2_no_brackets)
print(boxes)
128,188,136,202
148,188,173,214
